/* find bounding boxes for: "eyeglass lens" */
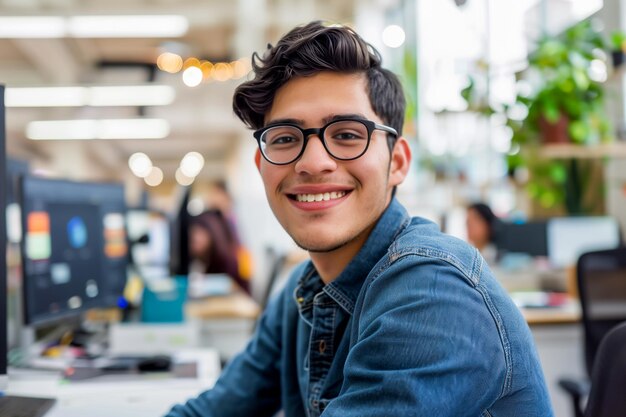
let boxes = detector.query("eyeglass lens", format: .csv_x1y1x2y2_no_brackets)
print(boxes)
260,120,369,164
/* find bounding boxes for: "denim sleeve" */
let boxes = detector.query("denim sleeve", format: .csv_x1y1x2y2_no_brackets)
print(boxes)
163,289,286,417
322,255,509,417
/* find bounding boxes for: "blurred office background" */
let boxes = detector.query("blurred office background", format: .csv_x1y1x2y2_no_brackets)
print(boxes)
3,0,625,296
3,1,626,416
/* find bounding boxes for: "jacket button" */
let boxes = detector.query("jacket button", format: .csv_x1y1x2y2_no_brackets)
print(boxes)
318,340,326,354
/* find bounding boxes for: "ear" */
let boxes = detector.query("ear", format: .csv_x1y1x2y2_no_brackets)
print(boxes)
388,137,411,187
254,149,262,172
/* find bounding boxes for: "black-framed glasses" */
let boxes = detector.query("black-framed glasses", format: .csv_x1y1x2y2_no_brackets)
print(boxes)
253,118,398,165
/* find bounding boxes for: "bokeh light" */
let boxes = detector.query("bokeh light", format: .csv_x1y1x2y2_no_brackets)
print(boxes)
128,152,152,177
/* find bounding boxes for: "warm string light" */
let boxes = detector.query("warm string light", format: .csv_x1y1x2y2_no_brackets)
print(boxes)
156,53,252,86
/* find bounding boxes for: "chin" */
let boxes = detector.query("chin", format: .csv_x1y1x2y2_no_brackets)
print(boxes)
290,236,336,252
291,232,356,253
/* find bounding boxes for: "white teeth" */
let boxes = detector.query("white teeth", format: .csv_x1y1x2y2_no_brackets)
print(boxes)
295,190,346,202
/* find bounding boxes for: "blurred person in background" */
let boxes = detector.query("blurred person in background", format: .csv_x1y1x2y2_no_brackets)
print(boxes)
189,209,250,294
466,202,500,265
207,181,254,288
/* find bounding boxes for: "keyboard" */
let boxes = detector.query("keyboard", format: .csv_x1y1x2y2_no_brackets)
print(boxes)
0,395,56,417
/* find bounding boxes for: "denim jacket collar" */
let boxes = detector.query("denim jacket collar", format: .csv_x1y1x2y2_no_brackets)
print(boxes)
294,198,411,318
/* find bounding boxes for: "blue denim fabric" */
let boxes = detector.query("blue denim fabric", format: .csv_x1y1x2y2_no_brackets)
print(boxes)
165,199,554,417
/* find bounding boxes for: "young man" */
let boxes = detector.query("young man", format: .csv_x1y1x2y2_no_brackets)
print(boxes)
165,21,553,417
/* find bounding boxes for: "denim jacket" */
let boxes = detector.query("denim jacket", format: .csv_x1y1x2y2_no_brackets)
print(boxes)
166,199,554,417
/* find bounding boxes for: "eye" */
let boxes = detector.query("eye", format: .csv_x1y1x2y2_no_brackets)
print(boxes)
268,134,299,145
332,131,363,140
263,127,303,146
326,121,368,142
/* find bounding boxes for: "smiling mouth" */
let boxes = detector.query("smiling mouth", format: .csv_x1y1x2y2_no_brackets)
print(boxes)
290,190,348,202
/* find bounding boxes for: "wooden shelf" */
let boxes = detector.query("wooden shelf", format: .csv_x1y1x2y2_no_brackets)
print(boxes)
539,143,626,159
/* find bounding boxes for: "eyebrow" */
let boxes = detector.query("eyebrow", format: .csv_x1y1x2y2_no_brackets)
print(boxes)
265,113,369,127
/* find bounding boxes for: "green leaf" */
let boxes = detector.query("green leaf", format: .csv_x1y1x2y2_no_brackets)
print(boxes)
568,120,589,143
549,163,567,184
542,100,560,123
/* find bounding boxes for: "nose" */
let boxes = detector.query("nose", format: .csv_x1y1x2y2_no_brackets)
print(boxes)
294,135,337,175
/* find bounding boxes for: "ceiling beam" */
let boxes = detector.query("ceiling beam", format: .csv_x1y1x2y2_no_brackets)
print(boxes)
11,38,80,84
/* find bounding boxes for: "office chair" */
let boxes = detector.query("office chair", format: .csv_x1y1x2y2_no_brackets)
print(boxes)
259,247,288,309
584,321,626,417
558,246,626,417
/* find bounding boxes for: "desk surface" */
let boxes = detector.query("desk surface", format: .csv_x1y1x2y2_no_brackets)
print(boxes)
519,297,581,325
185,283,581,325
8,372,213,417
6,349,220,417
185,292,261,320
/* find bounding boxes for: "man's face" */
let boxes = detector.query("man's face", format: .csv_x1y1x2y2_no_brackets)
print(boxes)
255,71,410,253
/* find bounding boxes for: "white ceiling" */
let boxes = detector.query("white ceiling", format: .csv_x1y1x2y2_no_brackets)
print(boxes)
0,0,361,185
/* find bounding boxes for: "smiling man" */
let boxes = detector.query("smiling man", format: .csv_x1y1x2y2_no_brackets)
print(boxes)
165,21,553,417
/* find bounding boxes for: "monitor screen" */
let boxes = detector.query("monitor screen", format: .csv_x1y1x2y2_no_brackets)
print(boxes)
547,216,622,269
1,84,8,390
19,176,129,326
494,220,548,257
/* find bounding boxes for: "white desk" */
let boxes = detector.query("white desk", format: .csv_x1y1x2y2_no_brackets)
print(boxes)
6,349,220,417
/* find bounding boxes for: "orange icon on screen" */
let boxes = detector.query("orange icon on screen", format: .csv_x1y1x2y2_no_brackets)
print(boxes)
26,211,52,260
28,212,50,233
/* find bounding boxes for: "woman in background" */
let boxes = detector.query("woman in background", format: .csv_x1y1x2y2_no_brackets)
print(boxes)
189,209,250,294
466,202,499,264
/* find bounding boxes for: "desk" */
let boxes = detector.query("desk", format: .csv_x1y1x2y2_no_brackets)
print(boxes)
520,298,581,325
185,292,261,320
185,292,261,362
6,349,220,417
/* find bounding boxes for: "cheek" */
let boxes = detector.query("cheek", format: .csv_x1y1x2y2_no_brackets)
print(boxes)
259,165,279,189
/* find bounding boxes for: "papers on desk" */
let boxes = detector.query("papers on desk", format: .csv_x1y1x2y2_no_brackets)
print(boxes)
187,273,233,299
46,377,213,417
510,291,570,309
7,349,220,417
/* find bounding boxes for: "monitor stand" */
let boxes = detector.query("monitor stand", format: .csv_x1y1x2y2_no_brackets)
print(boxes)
15,318,97,371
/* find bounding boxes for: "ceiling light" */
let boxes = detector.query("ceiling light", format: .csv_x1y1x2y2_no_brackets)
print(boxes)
0,15,188,39
157,53,184,73
182,67,203,87
6,85,175,107
180,151,205,177
68,15,188,38
144,167,164,187
212,63,234,82
382,25,406,48
129,153,153,178
5,87,86,107
175,168,195,186
0,17,65,38
89,86,175,106
26,119,170,140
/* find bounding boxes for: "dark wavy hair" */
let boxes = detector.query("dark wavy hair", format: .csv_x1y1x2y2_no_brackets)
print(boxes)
232,21,406,150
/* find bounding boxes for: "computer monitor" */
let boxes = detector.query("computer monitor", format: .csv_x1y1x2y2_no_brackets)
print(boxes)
494,220,549,257
19,175,129,326
547,216,622,269
1,84,8,391
127,208,170,279
169,186,191,277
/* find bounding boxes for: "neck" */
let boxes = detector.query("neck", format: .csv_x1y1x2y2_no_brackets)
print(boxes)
308,223,375,284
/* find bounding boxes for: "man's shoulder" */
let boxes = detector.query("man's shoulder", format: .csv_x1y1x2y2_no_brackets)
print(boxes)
383,216,484,285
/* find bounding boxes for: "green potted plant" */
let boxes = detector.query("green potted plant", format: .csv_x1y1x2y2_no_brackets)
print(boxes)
610,30,626,68
506,19,620,214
